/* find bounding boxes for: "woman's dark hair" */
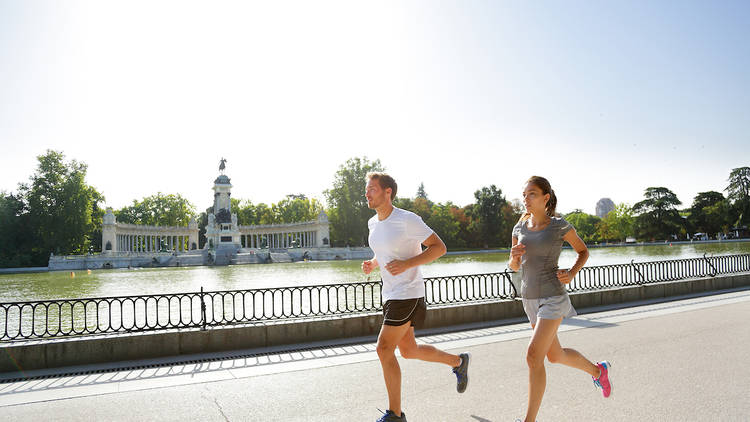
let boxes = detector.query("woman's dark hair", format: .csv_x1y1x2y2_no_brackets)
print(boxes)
519,175,557,222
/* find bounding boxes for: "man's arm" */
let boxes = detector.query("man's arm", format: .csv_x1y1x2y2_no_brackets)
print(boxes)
384,233,446,276
362,258,379,274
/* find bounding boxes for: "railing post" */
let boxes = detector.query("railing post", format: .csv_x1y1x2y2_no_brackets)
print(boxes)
631,259,645,285
200,286,207,331
703,253,718,277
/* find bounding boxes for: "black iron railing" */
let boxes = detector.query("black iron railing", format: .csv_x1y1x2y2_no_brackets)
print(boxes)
1,254,748,341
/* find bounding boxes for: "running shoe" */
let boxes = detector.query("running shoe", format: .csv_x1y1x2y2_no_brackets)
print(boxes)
376,409,406,422
452,352,471,393
592,360,612,398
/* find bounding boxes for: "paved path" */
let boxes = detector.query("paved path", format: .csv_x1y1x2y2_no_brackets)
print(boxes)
2,289,750,421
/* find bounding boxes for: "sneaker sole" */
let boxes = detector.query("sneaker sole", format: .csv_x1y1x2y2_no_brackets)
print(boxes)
458,352,471,393
600,360,612,398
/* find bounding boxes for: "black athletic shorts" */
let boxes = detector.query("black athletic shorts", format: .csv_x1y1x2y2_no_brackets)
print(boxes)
382,297,427,328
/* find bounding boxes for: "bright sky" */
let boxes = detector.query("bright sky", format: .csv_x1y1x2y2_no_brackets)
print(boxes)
1,1,748,215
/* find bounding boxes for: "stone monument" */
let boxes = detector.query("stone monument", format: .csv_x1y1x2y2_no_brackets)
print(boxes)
204,159,242,252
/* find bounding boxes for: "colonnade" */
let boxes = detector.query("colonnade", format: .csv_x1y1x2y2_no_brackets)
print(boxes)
240,231,317,249
116,234,194,253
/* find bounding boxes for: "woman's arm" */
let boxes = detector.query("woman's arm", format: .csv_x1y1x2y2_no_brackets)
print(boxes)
556,229,589,284
509,236,524,271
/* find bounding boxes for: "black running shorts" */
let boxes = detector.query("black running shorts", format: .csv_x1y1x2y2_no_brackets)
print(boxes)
382,297,427,328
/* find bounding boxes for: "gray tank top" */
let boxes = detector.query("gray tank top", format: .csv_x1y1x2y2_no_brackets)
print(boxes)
512,217,573,299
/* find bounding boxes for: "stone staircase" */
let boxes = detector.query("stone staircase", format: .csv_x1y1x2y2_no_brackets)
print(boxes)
269,252,292,263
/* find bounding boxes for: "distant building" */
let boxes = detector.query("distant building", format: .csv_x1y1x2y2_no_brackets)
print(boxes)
596,198,615,218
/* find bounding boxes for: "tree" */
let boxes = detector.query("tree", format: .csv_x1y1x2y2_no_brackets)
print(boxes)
324,157,384,246
633,187,684,240
687,191,729,236
0,192,35,267
597,203,635,242
416,182,428,200
468,185,508,248
564,211,601,243
273,196,324,223
19,150,105,260
726,166,750,226
116,193,196,226
426,203,462,249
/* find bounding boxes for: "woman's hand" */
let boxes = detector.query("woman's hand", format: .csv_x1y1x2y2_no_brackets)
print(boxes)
556,269,573,284
510,243,526,260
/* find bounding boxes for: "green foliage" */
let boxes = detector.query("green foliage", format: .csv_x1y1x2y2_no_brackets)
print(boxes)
0,192,36,267
7,150,105,265
324,157,384,246
687,191,730,236
597,203,635,242
426,203,462,249
26,150,104,257
633,187,684,240
273,195,324,224
416,182,428,200
232,196,324,226
468,185,509,248
564,211,601,243
726,167,750,226
116,193,196,226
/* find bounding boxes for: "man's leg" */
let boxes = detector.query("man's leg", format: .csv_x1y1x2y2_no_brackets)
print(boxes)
376,322,413,417
397,326,461,367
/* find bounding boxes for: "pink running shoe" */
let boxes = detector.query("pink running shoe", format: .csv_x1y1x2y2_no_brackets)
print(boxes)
592,361,612,398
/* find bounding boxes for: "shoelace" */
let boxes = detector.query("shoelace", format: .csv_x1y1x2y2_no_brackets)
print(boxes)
376,408,398,422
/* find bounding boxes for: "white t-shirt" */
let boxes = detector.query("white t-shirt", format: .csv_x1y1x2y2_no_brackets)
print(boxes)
368,207,434,302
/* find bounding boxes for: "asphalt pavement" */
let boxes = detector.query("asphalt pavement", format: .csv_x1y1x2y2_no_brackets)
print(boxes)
2,288,750,421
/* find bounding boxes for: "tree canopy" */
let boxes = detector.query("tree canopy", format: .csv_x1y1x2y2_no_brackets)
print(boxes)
633,187,683,240
726,167,750,226
324,157,384,246
11,150,105,264
116,193,196,226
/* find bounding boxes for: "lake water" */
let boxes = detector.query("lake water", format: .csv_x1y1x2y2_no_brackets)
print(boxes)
1,241,749,302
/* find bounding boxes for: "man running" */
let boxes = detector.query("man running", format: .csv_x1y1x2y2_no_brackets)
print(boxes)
363,172,470,422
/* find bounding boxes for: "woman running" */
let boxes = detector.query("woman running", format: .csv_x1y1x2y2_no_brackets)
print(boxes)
509,176,612,422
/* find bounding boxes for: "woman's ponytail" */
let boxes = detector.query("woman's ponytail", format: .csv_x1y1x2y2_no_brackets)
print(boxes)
546,189,557,217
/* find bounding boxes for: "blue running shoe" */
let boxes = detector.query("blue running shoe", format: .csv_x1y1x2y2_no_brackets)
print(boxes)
376,409,406,422
452,352,471,393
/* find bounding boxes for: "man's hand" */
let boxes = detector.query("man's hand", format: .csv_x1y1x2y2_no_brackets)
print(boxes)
362,260,377,274
385,259,411,276
556,269,573,284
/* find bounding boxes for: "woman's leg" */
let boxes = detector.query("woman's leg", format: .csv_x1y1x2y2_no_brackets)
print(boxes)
546,334,600,378
525,317,562,422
